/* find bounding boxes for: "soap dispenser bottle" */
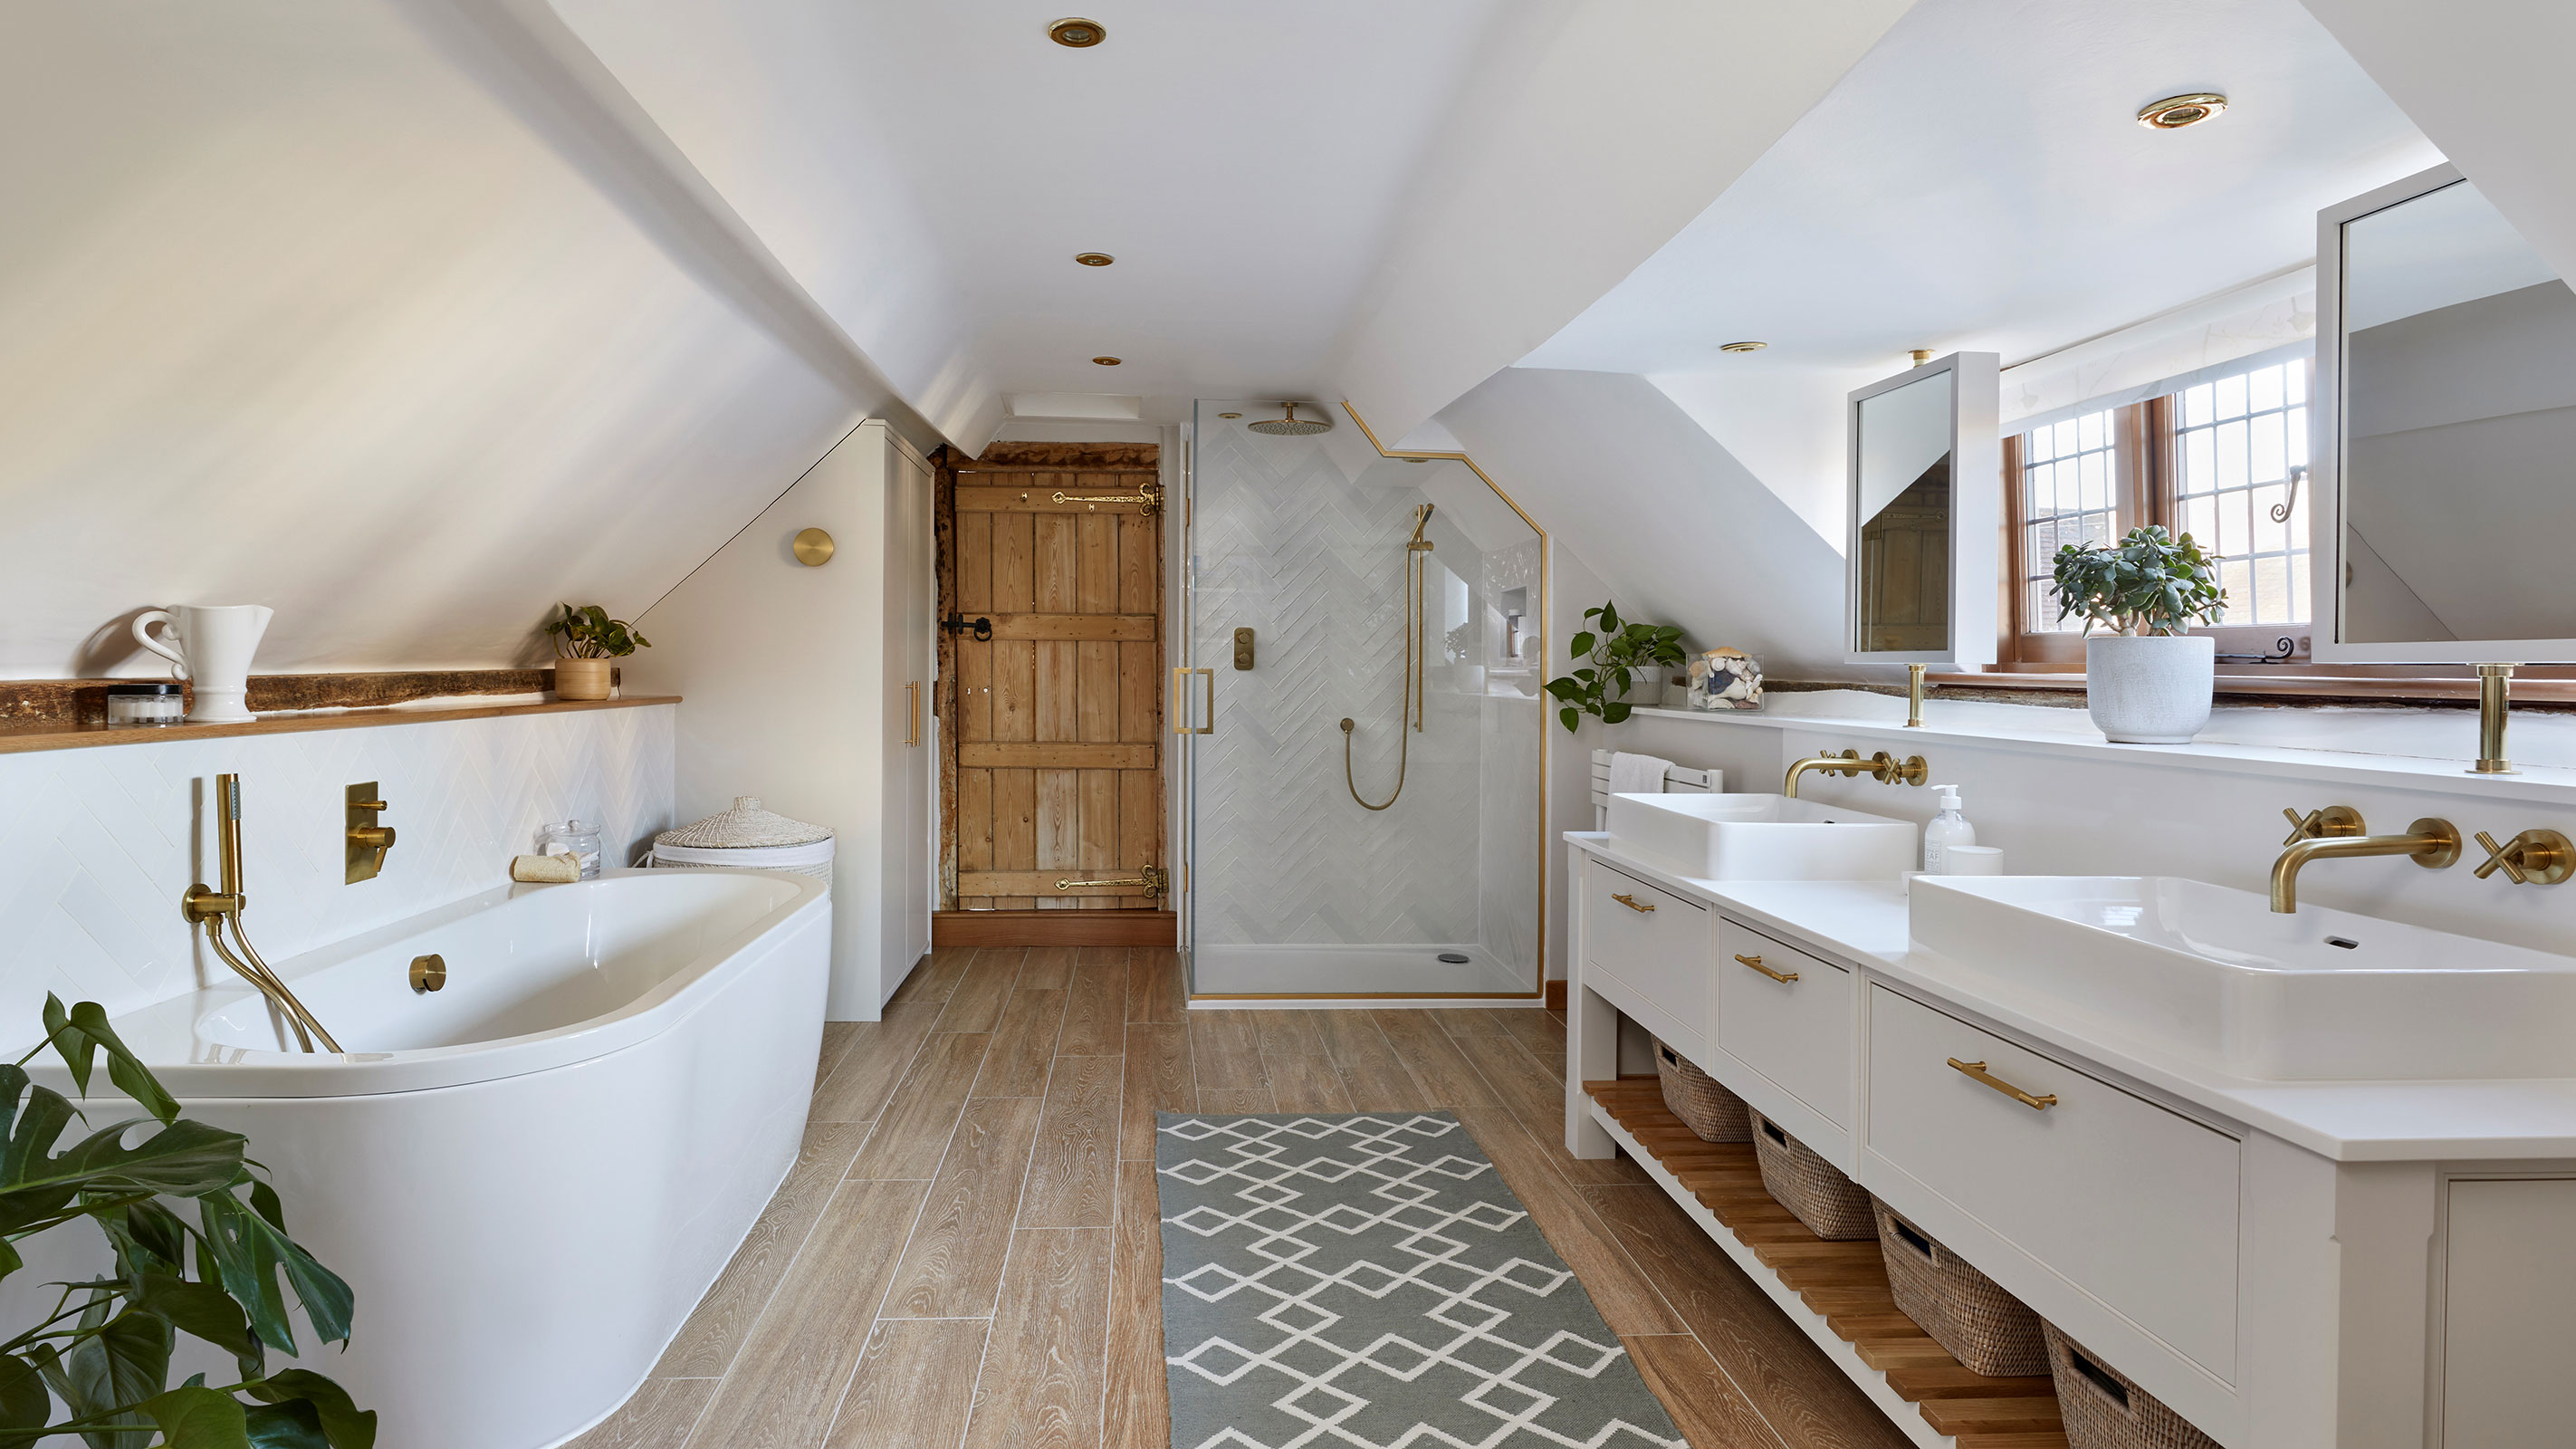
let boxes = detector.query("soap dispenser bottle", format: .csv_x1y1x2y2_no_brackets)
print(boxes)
1923,785,1975,874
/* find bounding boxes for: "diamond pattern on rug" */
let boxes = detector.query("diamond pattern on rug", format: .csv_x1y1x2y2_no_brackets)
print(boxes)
1156,1111,1684,1449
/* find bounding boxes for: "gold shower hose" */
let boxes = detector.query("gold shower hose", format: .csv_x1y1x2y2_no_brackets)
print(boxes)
1342,504,1433,811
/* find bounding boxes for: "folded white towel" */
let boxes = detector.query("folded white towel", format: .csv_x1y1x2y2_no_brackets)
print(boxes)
1608,751,1673,797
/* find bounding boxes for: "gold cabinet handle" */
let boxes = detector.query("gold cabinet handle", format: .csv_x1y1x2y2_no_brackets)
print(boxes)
905,681,920,747
1949,1058,2058,1111
1736,953,1797,983
1610,892,1654,913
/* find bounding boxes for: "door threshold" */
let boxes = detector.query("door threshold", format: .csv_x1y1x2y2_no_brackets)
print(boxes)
932,909,1175,947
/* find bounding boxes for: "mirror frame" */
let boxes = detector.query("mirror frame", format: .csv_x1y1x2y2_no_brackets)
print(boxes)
1844,350,2000,666
2312,162,2575,664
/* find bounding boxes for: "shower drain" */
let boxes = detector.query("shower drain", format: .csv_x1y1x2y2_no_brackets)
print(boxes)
1437,953,1470,964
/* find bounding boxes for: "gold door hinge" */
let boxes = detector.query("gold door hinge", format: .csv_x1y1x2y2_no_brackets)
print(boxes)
1055,866,1168,896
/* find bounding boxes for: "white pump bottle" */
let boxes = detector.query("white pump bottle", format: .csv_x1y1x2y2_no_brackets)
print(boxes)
1922,784,1975,874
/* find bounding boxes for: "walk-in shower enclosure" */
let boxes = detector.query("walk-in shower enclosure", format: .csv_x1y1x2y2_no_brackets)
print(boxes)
1180,401,1546,999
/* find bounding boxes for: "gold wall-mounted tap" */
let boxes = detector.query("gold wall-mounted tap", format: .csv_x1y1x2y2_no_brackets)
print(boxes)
2474,828,2573,886
2269,805,2459,913
1870,751,1929,786
1783,749,1870,798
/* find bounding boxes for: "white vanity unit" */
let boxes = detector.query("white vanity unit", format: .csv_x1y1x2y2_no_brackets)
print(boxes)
1565,829,2576,1449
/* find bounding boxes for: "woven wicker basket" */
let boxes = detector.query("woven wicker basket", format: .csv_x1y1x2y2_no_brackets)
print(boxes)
647,796,836,887
1873,1198,2047,1377
1749,1109,1874,1240
1652,1038,1750,1142
2043,1321,2219,1449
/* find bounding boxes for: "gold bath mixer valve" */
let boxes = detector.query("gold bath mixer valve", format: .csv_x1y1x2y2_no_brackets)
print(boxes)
2473,828,2574,887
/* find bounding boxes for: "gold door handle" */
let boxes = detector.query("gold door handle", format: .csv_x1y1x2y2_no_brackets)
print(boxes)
1736,953,1797,983
905,682,920,747
1610,892,1654,913
1948,1058,2058,1111
1173,667,1213,734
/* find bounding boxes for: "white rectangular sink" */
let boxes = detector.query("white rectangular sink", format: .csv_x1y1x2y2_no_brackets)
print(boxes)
1604,792,1917,882
1910,875,2576,1080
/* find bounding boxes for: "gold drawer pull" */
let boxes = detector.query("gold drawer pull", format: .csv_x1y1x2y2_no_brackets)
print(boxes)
1610,892,1655,914
1949,1058,2058,1111
1736,953,1797,984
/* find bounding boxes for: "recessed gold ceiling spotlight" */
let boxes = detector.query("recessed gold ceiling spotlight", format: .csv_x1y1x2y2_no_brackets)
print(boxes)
1216,412,1242,419
1910,349,1936,367
1074,252,1115,266
1092,355,1122,366
2138,92,2227,130
1049,17,1106,47
1718,340,1767,353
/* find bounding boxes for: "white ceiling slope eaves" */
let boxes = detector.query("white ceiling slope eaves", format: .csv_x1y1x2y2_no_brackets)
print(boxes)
1325,0,1918,445
541,0,994,448
2295,0,2576,293
1435,369,1850,678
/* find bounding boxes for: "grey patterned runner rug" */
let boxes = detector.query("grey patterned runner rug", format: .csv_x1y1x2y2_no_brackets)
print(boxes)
1155,1111,1686,1449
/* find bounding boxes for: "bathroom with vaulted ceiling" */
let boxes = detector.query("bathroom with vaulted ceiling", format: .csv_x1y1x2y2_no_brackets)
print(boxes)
0,3,2569,1445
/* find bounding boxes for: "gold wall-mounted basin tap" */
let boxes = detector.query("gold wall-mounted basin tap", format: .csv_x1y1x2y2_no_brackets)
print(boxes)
1870,751,1929,786
2474,828,2574,886
2269,806,2459,913
1783,749,1870,798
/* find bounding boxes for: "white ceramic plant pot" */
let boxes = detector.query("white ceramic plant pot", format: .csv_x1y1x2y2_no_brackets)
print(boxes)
2084,634,2214,744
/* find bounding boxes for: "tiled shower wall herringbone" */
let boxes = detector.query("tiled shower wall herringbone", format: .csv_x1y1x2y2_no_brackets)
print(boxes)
0,705,673,1040
1191,422,1539,970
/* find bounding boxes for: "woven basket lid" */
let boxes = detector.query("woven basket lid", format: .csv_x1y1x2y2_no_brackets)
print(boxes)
654,795,832,849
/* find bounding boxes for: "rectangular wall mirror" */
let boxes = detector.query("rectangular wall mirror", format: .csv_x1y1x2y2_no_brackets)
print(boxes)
1847,351,1999,664
2316,163,2576,662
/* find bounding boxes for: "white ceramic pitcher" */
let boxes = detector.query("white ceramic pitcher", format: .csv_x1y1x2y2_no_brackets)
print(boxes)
132,605,273,723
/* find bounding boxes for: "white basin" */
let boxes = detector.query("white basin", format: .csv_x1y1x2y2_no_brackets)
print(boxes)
1604,792,1918,881
1910,875,2576,1080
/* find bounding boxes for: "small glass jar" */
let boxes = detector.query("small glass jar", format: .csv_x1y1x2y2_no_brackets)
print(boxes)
539,819,604,879
105,682,186,727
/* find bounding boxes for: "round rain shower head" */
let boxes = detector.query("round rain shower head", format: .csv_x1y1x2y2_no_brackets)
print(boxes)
1246,402,1333,437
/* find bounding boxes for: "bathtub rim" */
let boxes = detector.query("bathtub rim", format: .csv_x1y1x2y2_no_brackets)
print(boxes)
24,869,830,1100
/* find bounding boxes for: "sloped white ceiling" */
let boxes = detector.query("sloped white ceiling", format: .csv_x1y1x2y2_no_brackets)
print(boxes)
0,1,909,675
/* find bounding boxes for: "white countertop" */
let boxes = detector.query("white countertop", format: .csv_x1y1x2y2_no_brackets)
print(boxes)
1566,830,2576,1163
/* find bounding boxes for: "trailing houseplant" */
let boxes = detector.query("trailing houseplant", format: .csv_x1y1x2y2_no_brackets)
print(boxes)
2051,524,2227,744
543,603,650,703
0,995,372,1447
1544,601,1686,734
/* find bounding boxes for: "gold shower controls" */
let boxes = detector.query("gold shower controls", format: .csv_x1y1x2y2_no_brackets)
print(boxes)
1233,628,1255,670
347,783,396,883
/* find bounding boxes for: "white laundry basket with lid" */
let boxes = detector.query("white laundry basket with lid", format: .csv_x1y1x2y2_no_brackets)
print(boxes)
648,796,835,888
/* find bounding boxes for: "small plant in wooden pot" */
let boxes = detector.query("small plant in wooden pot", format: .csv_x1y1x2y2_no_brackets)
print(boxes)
544,603,649,702
2052,525,2226,744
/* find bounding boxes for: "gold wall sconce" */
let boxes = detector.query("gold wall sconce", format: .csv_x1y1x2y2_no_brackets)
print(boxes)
793,528,836,566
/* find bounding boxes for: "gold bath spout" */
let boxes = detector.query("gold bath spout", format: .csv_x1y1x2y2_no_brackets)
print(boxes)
2269,808,2459,913
1783,749,1870,798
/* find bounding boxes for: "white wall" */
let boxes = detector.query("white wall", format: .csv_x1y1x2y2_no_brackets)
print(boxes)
0,706,674,1041
0,3,919,677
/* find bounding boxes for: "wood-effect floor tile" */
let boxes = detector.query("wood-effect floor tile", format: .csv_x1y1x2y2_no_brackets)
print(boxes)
934,948,1026,1034
656,1122,869,1378
1252,1010,1327,1057
1264,1053,1355,1112
1623,1334,1787,1449
1125,947,1187,1022
882,1097,1044,1319
1060,956,1131,1055
1196,1086,1277,1114
1189,1012,1267,1089
1017,944,1080,992
1019,1054,1122,1227
1372,1010,1498,1105
1121,1022,1195,1159
683,1178,928,1449
887,947,973,1005
1461,1032,1644,1186
1315,1012,1432,1112
813,1022,860,1088
976,988,1068,1098
825,1318,990,1449
849,1033,991,1180
565,1377,716,1449
1497,1008,1566,1070
1585,1184,1914,1449
962,1228,1115,1449
1451,1104,1679,1336
1103,1165,1168,1449
811,1003,943,1123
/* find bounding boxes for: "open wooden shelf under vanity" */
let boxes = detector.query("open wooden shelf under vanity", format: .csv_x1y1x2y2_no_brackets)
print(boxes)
1582,1078,2069,1449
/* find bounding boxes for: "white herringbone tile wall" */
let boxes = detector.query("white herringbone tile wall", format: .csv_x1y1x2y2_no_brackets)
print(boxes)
1191,422,1540,963
0,705,674,1039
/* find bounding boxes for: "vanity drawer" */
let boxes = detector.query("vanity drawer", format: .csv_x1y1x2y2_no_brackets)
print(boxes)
1716,919,1850,1128
1583,862,1710,1059
1866,985,2240,1379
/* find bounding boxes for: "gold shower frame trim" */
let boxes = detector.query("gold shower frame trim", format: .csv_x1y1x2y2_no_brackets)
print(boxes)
1183,400,1551,1003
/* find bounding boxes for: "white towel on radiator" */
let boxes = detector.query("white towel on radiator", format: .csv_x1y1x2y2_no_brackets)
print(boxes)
1608,751,1673,797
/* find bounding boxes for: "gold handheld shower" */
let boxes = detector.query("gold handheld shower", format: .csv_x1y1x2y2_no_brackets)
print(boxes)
180,774,342,1052
1343,504,1435,811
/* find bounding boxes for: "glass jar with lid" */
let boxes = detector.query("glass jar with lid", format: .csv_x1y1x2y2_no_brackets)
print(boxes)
538,819,604,879
105,683,186,727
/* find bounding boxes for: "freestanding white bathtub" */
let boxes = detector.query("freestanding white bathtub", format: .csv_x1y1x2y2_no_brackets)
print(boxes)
28,868,831,1449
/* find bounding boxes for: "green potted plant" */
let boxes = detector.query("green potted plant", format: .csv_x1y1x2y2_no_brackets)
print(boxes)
2,994,373,1446
1544,601,1687,733
543,604,649,703
2052,524,2226,743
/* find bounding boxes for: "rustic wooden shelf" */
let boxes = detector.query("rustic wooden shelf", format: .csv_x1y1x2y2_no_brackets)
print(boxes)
1583,1078,2071,1449
0,695,679,756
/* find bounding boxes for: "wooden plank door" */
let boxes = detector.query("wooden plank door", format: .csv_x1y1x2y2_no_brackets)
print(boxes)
945,450,1164,911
